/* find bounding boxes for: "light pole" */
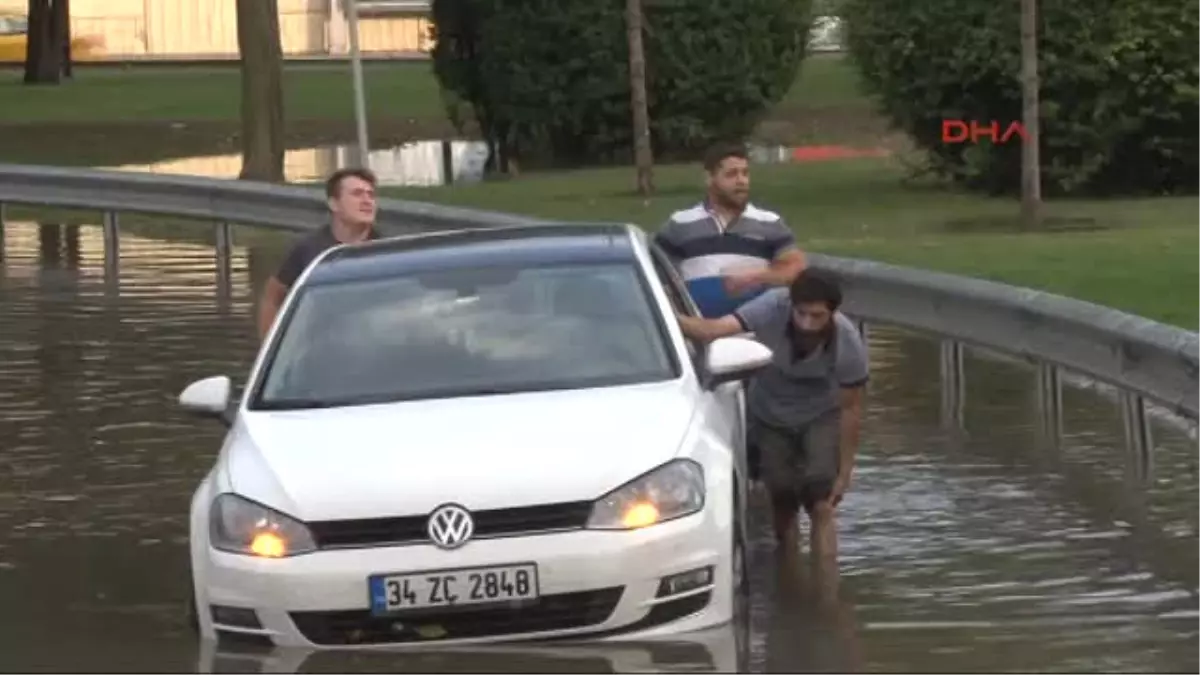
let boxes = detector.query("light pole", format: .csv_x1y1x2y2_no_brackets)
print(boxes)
345,0,370,168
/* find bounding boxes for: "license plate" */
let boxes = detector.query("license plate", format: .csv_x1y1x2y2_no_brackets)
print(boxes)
368,563,540,614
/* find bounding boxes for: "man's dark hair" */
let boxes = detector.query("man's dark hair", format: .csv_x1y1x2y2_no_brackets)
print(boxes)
703,142,749,173
789,269,843,311
325,167,378,198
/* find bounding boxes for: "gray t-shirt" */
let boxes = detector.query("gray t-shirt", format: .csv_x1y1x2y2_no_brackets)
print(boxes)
733,288,869,429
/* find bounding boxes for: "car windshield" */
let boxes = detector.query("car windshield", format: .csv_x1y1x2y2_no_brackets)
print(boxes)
250,261,678,409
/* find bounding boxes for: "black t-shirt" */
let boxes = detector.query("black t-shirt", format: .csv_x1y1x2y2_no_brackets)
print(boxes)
275,225,379,289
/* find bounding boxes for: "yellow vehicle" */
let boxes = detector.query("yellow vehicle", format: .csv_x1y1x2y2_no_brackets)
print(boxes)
0,13,103,62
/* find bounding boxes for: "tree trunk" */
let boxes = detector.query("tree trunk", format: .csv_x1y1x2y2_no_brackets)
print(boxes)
1019,0,1041,228
23,0,62,85
55,0,71,78
235,0,285,182
625,0,654,196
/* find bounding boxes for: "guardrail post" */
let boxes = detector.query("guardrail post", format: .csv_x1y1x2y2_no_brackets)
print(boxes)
1120,392,1154,484
441,140,454,185
854,318,868,344
1035,363,1063,446
940,339,966,430
215,222,233,307
102,210,119,280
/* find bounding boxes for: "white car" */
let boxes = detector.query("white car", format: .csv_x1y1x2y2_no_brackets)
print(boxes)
177,223,772,649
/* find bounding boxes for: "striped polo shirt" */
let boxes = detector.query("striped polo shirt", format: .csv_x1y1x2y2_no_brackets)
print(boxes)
653,201,797,318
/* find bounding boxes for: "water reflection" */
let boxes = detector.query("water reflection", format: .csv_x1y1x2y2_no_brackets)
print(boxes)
99,140,492,188
0,220,1196,673
93,140,886,188
197,625,740,674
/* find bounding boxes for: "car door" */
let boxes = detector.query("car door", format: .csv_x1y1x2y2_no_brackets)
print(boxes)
647,247,747,473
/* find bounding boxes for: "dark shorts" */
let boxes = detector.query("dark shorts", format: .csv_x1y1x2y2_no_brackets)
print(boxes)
747,409,840,512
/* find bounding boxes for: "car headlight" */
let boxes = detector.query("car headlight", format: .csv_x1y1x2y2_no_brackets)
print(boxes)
209,493,317,558
586,459,705,530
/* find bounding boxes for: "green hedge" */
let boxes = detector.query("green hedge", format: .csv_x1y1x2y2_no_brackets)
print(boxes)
431,0,812,168
842,0,1199,196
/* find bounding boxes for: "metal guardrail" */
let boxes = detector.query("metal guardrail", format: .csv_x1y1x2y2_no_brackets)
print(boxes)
0,163,534,233
0,163,1195,474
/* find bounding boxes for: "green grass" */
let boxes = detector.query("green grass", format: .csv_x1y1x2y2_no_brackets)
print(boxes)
0,62,448,124
779,54,870,109
0,55,862,129
380,158,1199,329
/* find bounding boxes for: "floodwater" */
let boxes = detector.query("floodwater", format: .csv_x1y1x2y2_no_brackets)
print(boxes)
96,140,495,188
0,220,1196,673
83,139,891,188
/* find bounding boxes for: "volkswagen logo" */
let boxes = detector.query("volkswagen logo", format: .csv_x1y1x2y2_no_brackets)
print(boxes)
427,504,474,550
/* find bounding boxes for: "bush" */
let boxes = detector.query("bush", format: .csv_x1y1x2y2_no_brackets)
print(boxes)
841,0,1198,196
431,0,812,168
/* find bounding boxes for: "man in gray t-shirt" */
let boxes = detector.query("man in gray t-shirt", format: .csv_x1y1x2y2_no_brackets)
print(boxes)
676,270,868,561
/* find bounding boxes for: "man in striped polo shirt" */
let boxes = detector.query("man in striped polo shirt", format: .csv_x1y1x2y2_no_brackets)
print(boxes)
654,142,808,318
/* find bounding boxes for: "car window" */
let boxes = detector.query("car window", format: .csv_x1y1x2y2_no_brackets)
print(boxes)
649,247,702,362
251,261,680,409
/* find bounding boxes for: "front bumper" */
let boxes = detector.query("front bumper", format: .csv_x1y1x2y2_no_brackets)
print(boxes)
194,508,733,648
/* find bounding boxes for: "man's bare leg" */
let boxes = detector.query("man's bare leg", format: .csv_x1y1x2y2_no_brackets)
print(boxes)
809,500,838,564
772,493,801,550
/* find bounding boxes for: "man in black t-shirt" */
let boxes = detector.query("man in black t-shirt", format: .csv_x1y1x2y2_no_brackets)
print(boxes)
256,167,381,339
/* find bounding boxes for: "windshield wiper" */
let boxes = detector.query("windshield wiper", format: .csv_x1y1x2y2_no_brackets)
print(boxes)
253,398,343,411
252,382,602,410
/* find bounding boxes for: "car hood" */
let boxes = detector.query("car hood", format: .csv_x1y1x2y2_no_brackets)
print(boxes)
224,380,698,521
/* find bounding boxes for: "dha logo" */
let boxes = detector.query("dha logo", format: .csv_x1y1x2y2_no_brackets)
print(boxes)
941,120,1028,144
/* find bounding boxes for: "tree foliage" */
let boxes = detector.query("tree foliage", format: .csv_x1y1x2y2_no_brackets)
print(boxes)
841,0,1199,196
431,0,812,168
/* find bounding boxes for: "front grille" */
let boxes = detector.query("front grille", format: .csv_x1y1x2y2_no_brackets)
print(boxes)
308,501,594,549
290,587,623,645
298,649,617,673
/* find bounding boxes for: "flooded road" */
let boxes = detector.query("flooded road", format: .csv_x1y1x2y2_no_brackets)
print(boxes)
0,220,1196,673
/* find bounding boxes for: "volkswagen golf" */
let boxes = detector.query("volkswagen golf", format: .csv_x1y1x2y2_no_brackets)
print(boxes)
177,223,771,648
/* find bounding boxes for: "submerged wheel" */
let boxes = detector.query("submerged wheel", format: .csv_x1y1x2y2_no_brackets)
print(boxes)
732,493,751,670
187,571,200,634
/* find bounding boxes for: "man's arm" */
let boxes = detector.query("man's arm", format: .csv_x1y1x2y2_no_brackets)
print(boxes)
257,277,289,340
830,318,870,505
676,286,787,342
677,313,745,343
834,384,864,499
723,219,807,291
257,238,310,340
759,217,807,286
759,246,807,286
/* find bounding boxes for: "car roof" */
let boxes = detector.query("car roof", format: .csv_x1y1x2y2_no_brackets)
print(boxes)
305,222,645,286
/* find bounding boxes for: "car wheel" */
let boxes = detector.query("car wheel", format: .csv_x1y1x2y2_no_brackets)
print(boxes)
187,571,199,634
732,500,752,669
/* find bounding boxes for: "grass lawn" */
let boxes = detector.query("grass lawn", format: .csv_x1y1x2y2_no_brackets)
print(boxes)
381,158,1199,329
0,55,881,145
0,55,861,123
0,62,448,124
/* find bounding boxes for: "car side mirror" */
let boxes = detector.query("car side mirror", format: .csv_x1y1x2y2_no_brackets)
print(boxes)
702,336,773,390
179,375,235,427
